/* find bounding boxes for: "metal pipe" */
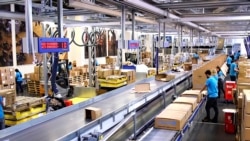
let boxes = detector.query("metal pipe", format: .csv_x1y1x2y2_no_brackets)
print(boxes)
10,4,17,67
180,25,183,53
191,29,193,53
25,0,35,62
120,5,125,68
163,22,166,49
156,22,160,75
42,23,48,96
157,1,250,9
114,0,211,33
132,10,135,40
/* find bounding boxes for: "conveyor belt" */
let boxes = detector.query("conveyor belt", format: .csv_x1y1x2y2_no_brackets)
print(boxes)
0,56,216,141
139,97,206,141
0,72,191,141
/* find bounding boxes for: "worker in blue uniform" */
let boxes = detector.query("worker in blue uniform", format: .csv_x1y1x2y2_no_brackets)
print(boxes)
234,50,241,61
0,96,4,130
226,55,232,74
193,52,199,59
211,69,218,82
200,70,218,123
15,69,23,94
229,59,239,81
68,62,72,70
216,66,225,98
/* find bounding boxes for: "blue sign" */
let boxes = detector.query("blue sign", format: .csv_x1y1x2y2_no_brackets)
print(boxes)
38,37,69,53
128,40,140,49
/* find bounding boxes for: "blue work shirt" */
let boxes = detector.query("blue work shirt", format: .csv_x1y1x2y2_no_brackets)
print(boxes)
193,54,199,59
15,72,23,82
218,71,225,80
206,76,218,98
226,56,232,65
230,63,238,76
0,96,4,119
68,65,72,70
212,74,218,82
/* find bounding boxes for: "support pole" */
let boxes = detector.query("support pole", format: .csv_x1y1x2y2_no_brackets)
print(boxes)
119,5,125,69
163,22,166,50
177,25,180,53
156,22,160,75
132,10,135,40
198,31,201,52
180,25,183,53
42,23,48,96
11,4,17,67
25,0,35,62
191,29,193,53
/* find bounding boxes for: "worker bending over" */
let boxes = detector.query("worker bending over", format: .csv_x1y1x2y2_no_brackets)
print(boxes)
200,70,218,123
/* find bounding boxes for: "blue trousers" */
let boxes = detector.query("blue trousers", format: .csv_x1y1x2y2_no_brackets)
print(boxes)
0,118,5,130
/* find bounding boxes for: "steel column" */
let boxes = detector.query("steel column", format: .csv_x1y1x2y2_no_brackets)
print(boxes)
180,26,183,53
119,5,125,69
191,29,193,53
25,0,35,61
156,22,160,74
42,23,48,96
198,31,201,51
11,4,17,67
177,25,181,53
132,10,135,40
163,22,166,54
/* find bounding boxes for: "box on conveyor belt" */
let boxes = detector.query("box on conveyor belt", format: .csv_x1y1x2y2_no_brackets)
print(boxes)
135,83,150,93
243,90,250,114
192,58,198,64
243,128,250,140
155,73,175,82
183,62,192,71
245,114,250,128
85,107,102,120
165,103,192,118
181,90,203,103
154,110,188,131
98,69,112,79
173,97,197,111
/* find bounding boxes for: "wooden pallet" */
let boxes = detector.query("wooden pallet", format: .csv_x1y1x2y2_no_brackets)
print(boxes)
4,96,45,112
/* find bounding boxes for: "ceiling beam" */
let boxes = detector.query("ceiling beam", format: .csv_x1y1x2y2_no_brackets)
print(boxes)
213,7,227,13
179,16,250,22
157,1,250,9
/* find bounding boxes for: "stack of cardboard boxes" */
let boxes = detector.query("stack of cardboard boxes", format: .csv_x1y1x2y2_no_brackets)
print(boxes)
154,90,203,131
0,67,15,89
25,66,43,81
121,69,136,84
106,56,116,68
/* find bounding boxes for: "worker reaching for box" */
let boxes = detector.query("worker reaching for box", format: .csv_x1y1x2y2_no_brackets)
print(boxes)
200,70,219,123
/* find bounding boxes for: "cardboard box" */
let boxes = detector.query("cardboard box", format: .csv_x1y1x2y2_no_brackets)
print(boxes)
112,69,121,75
181,90,202,103
135,83,150,93
154,110,188,131
183,62,192,71
165,103,192,118
34,66,40,74
85,107,102,120
192,58,198,64
174,97,197,111
155,73,175,82
98,69,112,79
243,90,250,114
244,128,250,140
245,114,250,128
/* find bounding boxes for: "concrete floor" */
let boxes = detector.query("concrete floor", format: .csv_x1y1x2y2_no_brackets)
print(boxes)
189,98,236,141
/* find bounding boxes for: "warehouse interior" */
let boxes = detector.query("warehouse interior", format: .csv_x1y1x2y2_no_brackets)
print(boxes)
0,0,249,141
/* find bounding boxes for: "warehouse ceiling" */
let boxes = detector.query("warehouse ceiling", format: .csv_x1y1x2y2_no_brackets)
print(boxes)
0,0,249,37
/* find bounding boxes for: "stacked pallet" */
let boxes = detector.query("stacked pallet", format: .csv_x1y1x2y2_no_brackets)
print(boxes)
0,67,15,90
69,66,89,86
27,81,40,96
0,89,16,107
4,96,46,126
